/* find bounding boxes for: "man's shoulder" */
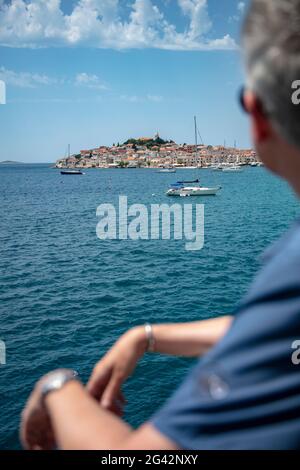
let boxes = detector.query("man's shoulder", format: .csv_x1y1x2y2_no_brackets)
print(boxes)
244,219,300,303
262,219,300,265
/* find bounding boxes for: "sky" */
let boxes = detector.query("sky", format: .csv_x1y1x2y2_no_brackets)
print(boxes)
0,0,251,163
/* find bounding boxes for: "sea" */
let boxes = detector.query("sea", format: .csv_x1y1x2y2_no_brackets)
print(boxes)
0,164,299,449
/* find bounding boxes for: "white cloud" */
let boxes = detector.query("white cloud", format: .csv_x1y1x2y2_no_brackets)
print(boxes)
120,94,163,103
147,94,163,102
0,66,57,87
120,94,140,103
178,0,212,39
237,2,246,13
0,66,162,103
8,96,104,103
0,0,237,51
0,67,110,91
229,1,246,23
75,72,108,90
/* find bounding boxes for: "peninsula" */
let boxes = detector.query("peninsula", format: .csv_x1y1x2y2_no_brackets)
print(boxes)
0,160,24,165
55,134,258,170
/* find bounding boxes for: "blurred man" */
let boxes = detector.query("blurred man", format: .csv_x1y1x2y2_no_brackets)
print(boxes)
21,0,300,450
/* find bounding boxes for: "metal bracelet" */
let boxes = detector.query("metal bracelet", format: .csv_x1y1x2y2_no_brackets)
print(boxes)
144,323,155,352
40,369,79,405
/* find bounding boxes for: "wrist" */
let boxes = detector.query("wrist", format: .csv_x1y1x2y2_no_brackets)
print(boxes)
124,326,148,356
45,380,83,412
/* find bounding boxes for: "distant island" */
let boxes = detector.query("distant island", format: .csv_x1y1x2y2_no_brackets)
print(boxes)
55,133,259,170
0,160,25,165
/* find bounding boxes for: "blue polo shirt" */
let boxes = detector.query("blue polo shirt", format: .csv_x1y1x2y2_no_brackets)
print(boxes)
151,219,300,450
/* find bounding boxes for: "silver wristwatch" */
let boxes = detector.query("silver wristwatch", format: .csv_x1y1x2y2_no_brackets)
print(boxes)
40,369,79,403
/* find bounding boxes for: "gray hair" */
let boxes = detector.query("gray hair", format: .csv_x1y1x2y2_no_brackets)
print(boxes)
242,0,300,148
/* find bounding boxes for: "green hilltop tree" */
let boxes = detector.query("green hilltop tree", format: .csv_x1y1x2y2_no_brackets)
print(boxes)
123,137,170,148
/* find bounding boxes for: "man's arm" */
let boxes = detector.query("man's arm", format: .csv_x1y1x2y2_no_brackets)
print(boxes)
148,316,233,356
45,381,177,450
87,316,233,409
21,316,232,450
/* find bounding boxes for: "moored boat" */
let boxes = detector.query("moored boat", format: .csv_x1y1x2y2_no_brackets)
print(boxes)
157,167,176,173
59,144,84,175
60,169,84,175
166,183,220,197
222,165,243,172
211,165,224,171
166,117,221,196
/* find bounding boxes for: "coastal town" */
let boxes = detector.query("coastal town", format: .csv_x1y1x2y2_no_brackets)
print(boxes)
55,133,259,169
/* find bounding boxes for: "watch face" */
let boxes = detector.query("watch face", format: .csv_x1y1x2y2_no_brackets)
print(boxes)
41,370,77,400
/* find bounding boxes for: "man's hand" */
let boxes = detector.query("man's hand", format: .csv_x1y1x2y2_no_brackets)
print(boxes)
86,318,232,413
20,377,56,450
87,327,146,413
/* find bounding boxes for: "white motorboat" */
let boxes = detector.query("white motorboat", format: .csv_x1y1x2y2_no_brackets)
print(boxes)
222,165,243,172
211,165,224,171
157,168,177,173
166,184,221,197
179,166,198,170
250,162,263,167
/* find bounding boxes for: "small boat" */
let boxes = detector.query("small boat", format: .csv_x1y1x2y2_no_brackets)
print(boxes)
211,165,224,171
180,166,198,170
157,168,176,173
222,165,243,172
166,183,221,197
166,117,221,197
177,179,200,184
60,169,84,175
59,144,84,175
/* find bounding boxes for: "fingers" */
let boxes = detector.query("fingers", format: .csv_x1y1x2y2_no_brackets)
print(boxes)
100,370,124,409
86,363,111,400
104,390,127,417
86,354,129,413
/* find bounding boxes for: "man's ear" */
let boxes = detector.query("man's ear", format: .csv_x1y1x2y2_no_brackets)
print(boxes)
244,91,272,142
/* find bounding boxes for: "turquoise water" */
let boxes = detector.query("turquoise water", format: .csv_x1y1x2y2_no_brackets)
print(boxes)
0,164,299,449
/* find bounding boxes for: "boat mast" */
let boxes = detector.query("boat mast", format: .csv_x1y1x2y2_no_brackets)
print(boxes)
194,116,198,167
68,144,70,158
194,116,205,167
194,116,198,149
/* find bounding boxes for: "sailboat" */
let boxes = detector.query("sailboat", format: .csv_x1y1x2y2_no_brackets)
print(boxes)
166,117,221,197
60,144,84,175
222,145,243,172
